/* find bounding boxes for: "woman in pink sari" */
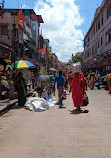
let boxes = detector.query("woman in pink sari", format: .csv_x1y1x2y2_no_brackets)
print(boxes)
72,72,86,110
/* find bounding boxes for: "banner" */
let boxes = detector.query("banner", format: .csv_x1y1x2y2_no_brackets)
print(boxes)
49,47,52,57
40,66,46,74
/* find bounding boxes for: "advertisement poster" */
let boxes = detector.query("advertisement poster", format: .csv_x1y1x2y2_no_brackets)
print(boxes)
40,66,46,74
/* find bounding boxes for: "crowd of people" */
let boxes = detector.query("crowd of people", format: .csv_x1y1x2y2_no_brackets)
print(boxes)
54,63,111,110
1,62,111,111
86,72,111,93
54,63,87,110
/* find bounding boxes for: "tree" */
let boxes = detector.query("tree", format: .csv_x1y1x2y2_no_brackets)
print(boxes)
72,55,83,63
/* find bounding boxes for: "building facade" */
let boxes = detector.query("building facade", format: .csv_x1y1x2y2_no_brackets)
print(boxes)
83,0,111,74
0,8,44,67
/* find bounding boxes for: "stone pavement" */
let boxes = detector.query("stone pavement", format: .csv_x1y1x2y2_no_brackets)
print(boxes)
0,99,18,115
0,88,111,158
0,89,34,115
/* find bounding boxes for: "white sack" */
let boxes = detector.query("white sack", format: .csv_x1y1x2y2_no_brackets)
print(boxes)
46,94,57,107
72,62,81,73
25,97,49,112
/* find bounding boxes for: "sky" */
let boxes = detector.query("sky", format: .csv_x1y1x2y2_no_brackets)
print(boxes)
4,0,103,62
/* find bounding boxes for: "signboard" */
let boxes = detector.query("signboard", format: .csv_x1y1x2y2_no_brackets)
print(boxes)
49,47,52,57
40,66,46,74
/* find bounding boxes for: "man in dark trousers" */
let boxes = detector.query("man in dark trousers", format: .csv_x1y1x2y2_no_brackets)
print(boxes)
54,70,66,106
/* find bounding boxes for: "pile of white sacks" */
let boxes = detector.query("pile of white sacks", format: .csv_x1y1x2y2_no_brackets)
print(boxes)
72,62,81,73
25,94,56,112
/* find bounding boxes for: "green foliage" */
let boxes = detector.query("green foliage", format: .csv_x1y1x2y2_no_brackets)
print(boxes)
72,55,83,63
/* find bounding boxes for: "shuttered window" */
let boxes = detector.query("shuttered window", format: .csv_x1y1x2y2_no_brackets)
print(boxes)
1,25,8,35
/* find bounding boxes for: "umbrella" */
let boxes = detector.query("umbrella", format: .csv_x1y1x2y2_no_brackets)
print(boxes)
11,60,35,69
49,68,57,72
37,75,50,82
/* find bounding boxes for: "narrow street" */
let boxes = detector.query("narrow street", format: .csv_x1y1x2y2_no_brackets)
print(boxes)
0,89,111,158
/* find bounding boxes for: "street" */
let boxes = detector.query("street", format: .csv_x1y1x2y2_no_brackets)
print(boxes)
0,88,111,158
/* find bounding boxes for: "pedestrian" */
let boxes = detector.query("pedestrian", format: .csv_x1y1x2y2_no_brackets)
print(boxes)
54,70,66,104
89,72,96,90
95,74,101,89
14,72,27,106
72,62,86,110
59,82,64,108
107,73,111,94
68,71,73,93
63,70,68,91
87,73,90,87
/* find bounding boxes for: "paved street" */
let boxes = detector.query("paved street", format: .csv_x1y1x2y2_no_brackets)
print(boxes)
0,88,111,158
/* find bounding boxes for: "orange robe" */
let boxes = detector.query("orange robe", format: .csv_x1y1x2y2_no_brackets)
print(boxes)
108,73,111,93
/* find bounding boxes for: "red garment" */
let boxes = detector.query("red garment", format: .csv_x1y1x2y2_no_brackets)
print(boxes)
72,73,85,109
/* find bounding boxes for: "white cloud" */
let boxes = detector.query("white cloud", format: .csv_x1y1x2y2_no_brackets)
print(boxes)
34,0,84,62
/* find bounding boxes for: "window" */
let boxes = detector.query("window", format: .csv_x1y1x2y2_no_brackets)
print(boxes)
107,4,111,19
106,30,111,44
94,26,95,35
1,25,8,35
98,20,100,30
95,42,97,52
101,37,103,46
87,50,90,57
102,15,103,24
92,45,95,55
98,39,99,48
88,37,90,43
23,32,29,41
96,23,98,32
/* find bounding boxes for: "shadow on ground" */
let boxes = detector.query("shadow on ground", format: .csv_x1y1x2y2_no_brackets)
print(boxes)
69,109,89,115
12,106,24,109
59,106,66,109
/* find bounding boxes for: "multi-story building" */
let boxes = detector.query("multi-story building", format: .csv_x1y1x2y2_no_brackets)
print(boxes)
0,8,44,67
83,0,111,74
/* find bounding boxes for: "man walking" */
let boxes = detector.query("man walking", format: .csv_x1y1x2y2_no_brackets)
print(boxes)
55,70,66,105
